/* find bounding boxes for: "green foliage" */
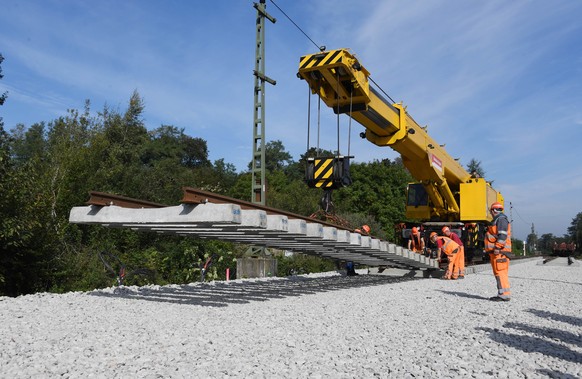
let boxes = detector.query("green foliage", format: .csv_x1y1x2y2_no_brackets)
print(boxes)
537,233,555,254
466,158,485,178
567,212,582,253
511,239,524,255
277,253,337,276
247,139,293,172
334,159,412,241
0,53,6,108
265,170,320,215
227,172,252,202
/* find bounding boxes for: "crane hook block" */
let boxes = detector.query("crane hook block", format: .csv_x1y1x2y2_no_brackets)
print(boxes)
305,156,353,189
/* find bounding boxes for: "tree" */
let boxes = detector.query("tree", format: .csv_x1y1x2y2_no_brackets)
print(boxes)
0,54,7,109
526,223,538,255
10,123,47,162
511,239,524,256
466,158,485,178
567,212,582,252
0,52,11,288
94,92,149,195
334,159,412,240
182,134,211,168
247,140,293,172
136,125,214,202
264,169,320,216
538,233,555,254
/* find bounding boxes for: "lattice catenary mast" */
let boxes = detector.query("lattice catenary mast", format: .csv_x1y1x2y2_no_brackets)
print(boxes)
251,0,276,205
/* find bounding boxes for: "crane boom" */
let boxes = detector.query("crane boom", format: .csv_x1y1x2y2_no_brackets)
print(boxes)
298,48,502,222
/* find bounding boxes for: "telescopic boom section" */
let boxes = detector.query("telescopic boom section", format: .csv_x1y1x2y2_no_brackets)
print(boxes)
298,48,499,222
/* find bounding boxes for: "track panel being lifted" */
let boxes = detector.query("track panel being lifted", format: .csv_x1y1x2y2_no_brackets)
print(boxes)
69,190,439,271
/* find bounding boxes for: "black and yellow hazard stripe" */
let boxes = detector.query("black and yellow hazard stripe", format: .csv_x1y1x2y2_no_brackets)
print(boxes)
313,158,336,188
299,49,344,71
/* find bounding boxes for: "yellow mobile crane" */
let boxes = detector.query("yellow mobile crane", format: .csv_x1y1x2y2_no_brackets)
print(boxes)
298,48,503,232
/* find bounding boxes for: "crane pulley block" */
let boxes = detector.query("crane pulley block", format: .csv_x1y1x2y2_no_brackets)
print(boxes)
305,156,353,189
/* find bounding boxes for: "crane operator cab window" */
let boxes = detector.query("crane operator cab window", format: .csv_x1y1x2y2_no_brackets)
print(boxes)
407,183,429,207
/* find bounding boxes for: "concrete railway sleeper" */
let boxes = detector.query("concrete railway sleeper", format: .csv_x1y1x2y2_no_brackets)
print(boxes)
70,188,441,276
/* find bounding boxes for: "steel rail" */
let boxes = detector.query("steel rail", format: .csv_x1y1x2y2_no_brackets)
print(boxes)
86,188,357,232
87,191,166,209
181,187,356,232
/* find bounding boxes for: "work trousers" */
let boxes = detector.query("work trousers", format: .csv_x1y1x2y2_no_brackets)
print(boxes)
452,246,465,278
444,251,461,279
488,252,511,299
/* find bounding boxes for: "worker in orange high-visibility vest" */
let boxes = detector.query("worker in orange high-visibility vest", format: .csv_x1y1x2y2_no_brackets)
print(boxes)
442,226,465,279
430,232,461,280
408,227,425,254
484,202,512,302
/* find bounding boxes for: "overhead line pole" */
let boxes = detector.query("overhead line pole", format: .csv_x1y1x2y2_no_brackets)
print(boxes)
251,0,276,206
248,1,276,258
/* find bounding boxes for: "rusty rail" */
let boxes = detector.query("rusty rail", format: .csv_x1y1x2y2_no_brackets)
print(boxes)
182,187,357,231
86,188,356,232
87,191,166,209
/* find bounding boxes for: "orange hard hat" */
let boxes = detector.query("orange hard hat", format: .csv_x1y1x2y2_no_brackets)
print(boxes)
430,232,438,239
441,226,450,233
362,225,371,233
490,202,504,211
411,227,418,234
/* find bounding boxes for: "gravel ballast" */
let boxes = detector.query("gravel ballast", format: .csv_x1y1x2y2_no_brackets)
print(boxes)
1,258,581,378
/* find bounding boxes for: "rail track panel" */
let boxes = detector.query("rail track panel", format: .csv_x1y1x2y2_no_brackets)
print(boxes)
68,190,439,271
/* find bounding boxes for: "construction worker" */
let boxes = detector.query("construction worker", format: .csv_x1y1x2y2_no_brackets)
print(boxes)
362,225,371,235
345,261,358,276
430,231,461,280
354,224,371,236
484,202,512,302
408,227,425,254
347,225,370,276
442,226,465,279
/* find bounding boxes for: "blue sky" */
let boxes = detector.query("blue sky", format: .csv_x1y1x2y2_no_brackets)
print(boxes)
1,0,581,241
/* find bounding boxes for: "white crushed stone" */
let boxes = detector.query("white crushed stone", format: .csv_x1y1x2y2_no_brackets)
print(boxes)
1,258,581,378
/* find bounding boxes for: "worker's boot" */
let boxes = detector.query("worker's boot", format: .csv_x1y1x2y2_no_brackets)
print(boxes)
489,296,510,302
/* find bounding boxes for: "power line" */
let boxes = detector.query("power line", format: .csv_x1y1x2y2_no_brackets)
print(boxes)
269,0,401,109
510,202,531,226
269,0,325,51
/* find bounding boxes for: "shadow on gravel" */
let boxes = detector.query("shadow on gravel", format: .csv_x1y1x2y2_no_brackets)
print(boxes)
437,290,489,300
477,322,582,364
504,321,581,348
526,309,582,327
89,275,420,307
536,369,580,379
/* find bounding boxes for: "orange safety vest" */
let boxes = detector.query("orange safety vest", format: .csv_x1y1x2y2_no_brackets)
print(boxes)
436,236,460,256
485,214,512,253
